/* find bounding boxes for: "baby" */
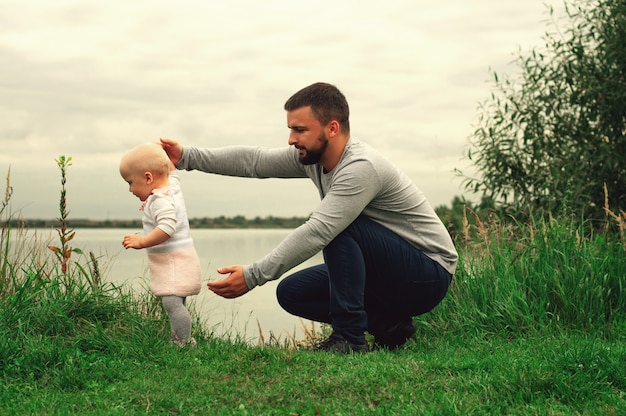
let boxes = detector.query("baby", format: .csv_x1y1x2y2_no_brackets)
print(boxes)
120,142,202,347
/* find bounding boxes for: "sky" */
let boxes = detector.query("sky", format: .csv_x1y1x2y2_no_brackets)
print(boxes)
0,0,566,221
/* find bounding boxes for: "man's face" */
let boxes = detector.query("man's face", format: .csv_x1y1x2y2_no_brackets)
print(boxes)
287,106,329,165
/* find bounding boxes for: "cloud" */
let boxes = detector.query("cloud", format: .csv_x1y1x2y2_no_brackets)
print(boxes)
0,0,564,219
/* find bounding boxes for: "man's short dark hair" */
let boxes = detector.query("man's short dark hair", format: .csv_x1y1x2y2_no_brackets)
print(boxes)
284,82,350,134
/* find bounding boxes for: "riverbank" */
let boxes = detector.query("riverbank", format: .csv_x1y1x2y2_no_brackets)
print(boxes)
2,270,623,414
2,212,625,414
2,168,625,414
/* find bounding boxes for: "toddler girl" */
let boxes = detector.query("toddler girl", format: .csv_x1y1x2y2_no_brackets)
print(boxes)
120,143,202,346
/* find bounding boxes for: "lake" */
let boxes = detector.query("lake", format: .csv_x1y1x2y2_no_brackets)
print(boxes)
34,228,323,343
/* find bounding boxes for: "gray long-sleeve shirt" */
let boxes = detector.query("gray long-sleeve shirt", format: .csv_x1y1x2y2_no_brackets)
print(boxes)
178,138,458,290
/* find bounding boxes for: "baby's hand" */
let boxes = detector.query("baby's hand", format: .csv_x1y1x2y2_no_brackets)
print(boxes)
122,234,143,249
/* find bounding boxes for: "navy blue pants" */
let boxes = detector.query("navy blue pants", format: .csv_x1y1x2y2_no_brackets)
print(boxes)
276,215,452,344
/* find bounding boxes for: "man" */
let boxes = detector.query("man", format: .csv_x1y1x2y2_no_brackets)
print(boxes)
161,82,457,353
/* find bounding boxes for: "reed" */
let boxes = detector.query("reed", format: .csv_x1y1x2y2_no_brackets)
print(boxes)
603,182,626,240
418,202,626,339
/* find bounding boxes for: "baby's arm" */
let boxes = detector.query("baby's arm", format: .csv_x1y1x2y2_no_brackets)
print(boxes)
123,228,170,250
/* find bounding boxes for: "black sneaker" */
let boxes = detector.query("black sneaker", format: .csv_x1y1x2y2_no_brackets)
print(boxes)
312,331,370,354
374,319,417,350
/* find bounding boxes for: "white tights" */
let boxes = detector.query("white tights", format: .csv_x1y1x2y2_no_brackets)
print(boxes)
161,295,192,344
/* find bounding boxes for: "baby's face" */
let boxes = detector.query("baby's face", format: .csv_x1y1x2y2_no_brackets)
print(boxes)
122,170,154,202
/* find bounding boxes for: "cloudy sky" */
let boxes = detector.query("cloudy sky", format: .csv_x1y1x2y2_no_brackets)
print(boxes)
1,0,565,221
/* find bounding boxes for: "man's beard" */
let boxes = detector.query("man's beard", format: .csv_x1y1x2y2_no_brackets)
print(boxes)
298,131,328,165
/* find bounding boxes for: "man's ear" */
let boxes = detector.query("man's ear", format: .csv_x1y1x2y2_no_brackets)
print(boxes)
328,120,340,137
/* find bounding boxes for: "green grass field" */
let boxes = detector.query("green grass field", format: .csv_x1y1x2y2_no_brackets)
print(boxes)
1,167,625,414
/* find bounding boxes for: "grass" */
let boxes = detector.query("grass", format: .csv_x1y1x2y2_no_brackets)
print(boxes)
1,166,625,414
1,319,624,414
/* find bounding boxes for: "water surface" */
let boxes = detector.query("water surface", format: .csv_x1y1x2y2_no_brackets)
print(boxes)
40,228,323,343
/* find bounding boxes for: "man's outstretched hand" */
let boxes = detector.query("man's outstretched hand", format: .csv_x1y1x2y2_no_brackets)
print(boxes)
160,137,183,166
207,266,250,298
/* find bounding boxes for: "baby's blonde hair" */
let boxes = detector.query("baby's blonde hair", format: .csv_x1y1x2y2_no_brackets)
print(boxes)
120,143,170,179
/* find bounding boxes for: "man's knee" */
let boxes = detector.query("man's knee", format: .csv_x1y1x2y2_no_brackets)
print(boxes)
276,279,288,305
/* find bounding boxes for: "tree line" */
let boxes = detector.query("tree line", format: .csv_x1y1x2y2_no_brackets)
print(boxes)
1,215,309,230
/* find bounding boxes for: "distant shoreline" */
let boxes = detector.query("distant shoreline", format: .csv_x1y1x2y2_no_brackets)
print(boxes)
1,215,309,229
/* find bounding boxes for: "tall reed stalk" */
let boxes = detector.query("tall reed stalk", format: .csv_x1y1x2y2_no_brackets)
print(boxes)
0,168,13,295
47,156,81,276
